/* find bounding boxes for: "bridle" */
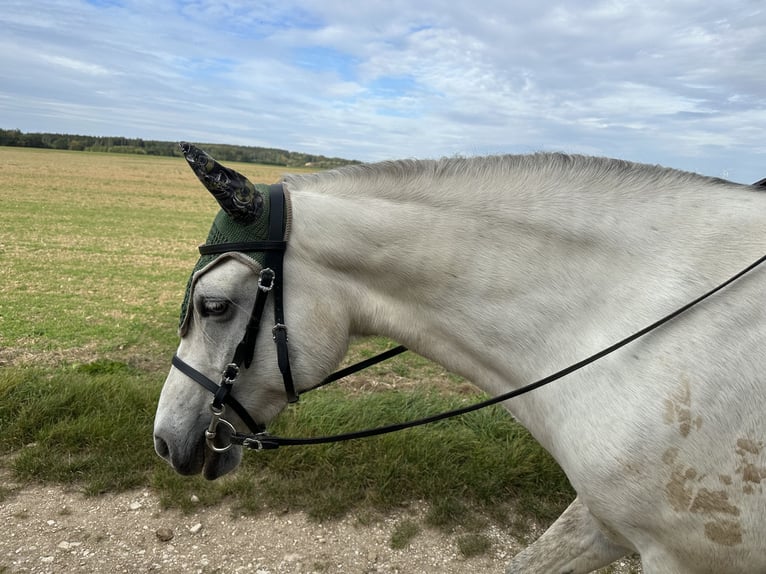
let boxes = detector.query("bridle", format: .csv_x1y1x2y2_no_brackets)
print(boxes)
171,183,295,447
171,177,766,454
170,182,407,451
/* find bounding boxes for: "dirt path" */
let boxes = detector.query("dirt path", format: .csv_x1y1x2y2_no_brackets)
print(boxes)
0,484,517,574
0,483,641,573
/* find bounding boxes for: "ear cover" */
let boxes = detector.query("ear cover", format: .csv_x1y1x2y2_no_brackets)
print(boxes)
180,142,264,223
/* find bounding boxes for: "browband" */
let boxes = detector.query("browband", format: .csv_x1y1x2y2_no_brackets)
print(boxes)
199,240,288,255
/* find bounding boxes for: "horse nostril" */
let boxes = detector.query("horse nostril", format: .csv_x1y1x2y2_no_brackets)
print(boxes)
152,431,206,475
154,435,170,459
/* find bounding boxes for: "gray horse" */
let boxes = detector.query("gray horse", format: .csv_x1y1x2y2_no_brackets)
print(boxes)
155,145,766,573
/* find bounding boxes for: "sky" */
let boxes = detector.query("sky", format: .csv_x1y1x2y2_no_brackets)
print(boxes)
1,0,765,183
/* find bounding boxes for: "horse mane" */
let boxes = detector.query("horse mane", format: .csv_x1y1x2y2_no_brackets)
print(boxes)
283,153,737,205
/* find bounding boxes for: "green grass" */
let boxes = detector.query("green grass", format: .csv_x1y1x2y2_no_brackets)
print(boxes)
0,147,574,552
0,363,158,493
0,362,571,523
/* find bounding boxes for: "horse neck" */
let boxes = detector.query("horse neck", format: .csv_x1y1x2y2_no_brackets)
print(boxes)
284,161,761,415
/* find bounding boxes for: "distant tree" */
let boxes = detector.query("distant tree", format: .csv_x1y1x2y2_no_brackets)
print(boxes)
0,129,361,167
0,129,22,146
21,133,44,147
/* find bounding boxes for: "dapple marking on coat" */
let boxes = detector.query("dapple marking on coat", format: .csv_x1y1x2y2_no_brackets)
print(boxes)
154,150,766,573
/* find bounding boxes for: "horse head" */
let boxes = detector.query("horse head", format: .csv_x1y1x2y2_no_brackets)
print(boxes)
153,144,350,479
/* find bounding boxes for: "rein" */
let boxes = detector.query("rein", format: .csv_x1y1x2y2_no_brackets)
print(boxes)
231,251,766,450
174,180,766,454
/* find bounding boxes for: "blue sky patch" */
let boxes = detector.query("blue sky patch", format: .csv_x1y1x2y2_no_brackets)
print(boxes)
291,47,357,81
84,0,122,6
368,75,418,97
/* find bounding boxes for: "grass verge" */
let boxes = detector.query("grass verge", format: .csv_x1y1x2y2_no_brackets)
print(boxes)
0,360,572,528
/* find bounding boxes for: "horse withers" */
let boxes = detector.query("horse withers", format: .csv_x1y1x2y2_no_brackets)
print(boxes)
154,145,766,573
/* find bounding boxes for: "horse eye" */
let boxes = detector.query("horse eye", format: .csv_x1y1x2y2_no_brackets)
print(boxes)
201,299,229,317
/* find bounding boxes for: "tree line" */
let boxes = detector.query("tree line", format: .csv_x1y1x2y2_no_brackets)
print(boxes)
0,129,360,169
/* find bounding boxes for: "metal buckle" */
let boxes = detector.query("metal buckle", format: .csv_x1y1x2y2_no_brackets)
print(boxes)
241,436,265,451
272,323,288,341
222,363,239,385
258,268,275,292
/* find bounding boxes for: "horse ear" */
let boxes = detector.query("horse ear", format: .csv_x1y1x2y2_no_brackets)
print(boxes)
179,142,264,224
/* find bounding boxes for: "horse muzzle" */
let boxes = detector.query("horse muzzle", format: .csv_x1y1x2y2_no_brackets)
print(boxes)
154,423,243,479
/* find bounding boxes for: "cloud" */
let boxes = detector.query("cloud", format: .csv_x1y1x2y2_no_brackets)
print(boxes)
39,55,113,76
0,0,763,182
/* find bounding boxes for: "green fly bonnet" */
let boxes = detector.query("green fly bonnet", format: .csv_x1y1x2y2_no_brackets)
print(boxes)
178,143,287,336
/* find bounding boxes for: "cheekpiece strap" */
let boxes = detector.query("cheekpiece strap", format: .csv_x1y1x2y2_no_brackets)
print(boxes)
221,183,298,404
264,185,299,404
